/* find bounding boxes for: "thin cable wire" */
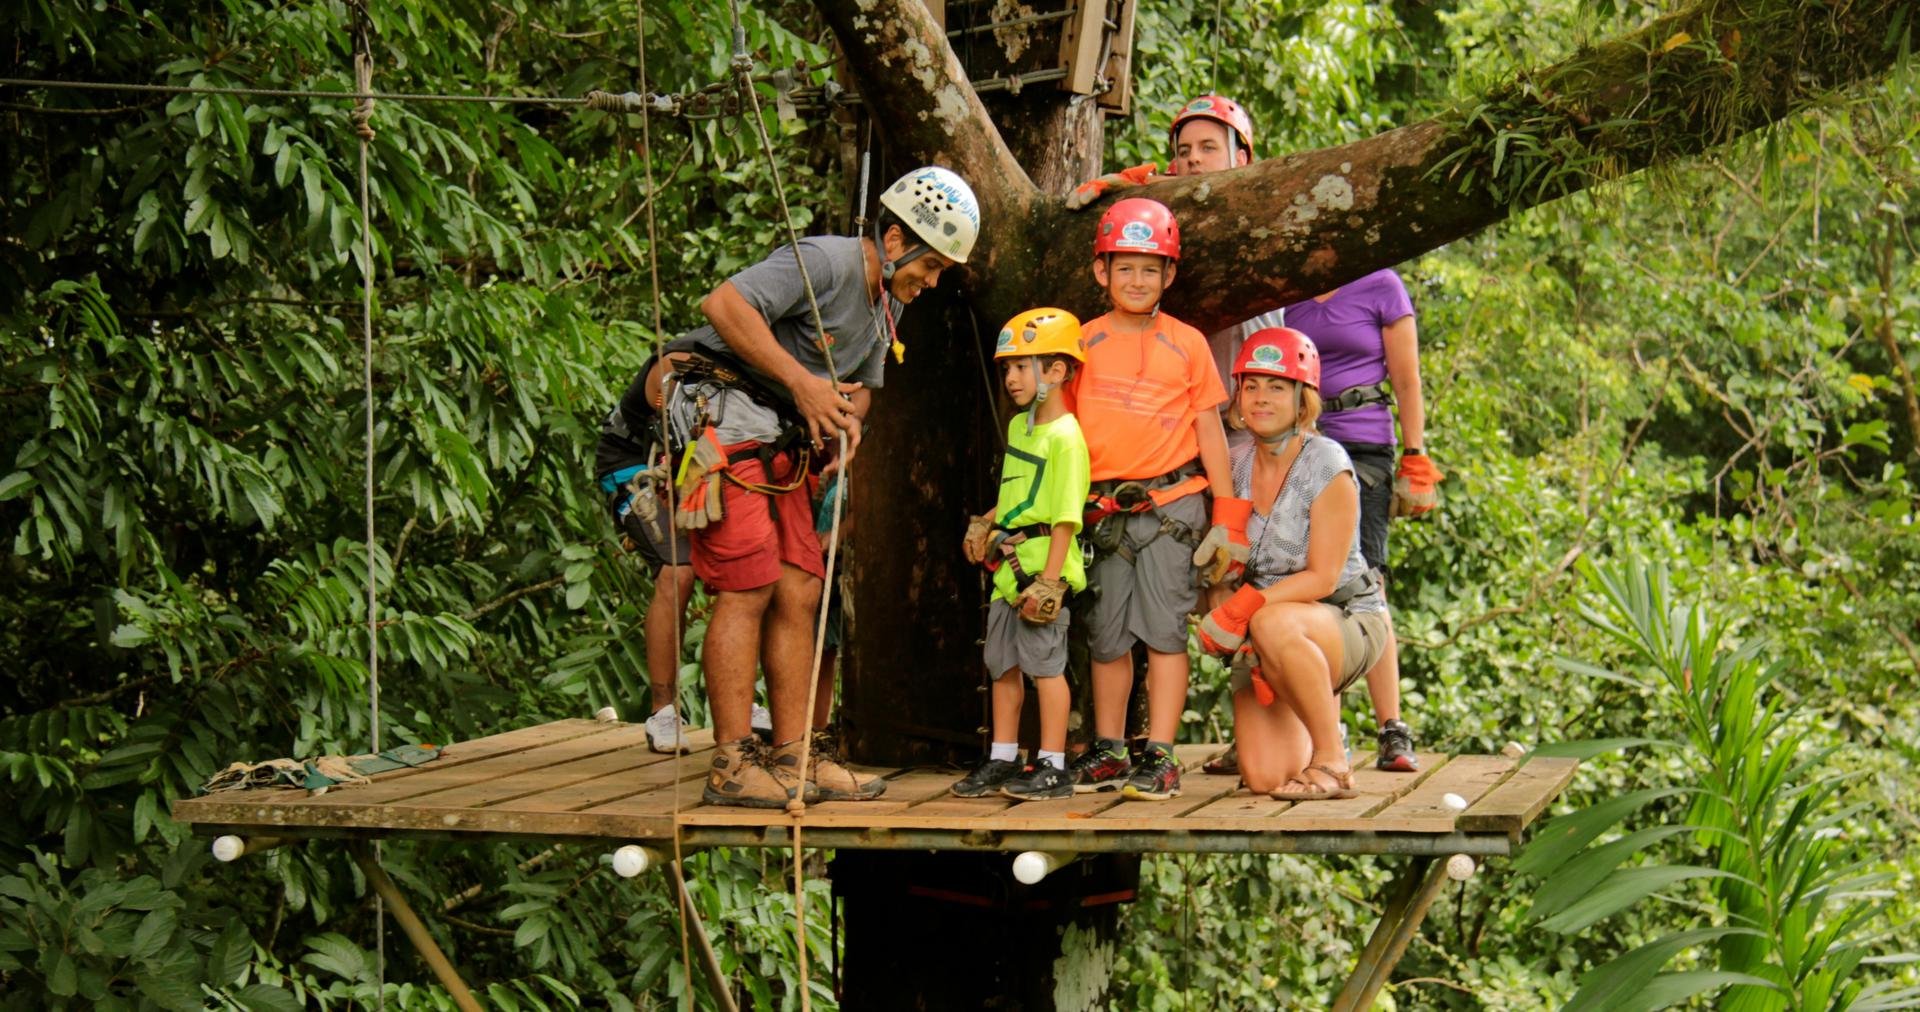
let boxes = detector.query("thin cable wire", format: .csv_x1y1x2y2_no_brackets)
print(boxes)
630,2,701,1007
350,38,387,1011
0,76,588,105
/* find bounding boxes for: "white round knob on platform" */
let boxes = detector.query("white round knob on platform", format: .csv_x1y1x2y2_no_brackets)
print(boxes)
1442,792,1468,811
1446,854,1477,881
212,835,247,862
594,706,620,723
612,844,662,878
1012,851,1076,885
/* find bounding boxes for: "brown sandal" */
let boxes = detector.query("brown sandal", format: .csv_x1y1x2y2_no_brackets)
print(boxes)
1201,745,1239,775
1269,763,1357,801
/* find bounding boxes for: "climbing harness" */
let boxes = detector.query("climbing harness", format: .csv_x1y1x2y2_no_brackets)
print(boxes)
1082,462,1205,566
1324,380,1393,414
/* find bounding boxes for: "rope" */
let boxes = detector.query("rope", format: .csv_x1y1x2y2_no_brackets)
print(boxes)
350,24,387,1008
724,2,849,1007
626,4,704,1009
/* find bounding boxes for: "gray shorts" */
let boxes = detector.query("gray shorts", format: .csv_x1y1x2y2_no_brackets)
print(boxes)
984,597,1069,679
1229,605,1392,693
1086,491,1205,660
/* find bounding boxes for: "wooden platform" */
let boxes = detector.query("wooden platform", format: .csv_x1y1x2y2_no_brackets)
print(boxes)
172,719,1578,857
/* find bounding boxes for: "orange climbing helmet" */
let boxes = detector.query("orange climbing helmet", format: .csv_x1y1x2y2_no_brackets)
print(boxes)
1234,327,1321,390
1168,94,1255,173
995,308,1085,362
1093,198,1181,260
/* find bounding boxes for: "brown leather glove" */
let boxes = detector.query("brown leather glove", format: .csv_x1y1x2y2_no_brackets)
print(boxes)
1017,575,1068,625
963,513,994,564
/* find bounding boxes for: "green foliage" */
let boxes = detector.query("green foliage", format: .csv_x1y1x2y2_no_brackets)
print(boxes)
1519,561,1918,1011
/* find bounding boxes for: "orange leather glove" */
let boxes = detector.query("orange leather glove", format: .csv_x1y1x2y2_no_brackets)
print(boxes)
1193,497,1253,587
1391,452,1443,517
1196,585,1265,657
1065,162,1158,210
1228,645,1275,706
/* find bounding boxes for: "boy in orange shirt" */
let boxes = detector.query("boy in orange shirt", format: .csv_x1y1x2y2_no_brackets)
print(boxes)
1070,198,1245,800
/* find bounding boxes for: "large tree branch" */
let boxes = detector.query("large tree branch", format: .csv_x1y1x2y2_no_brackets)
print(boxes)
832,0,1914,332
813,0,1038,276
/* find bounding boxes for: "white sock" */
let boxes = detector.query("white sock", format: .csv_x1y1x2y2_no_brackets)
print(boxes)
1038,750,1066,771
651,703,676,720
990,742,1019,763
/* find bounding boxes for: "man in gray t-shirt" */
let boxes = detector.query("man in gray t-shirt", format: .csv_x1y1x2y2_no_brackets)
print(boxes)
650,166,983,810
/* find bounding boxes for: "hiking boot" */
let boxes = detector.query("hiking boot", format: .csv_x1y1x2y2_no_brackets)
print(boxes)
702,736,814,809
951,757,1024,798
645,704,692,754
1069,740,1132,794
805,730,887,801
1001,763,1073,802
1121,745,1182,801
1376,719,1419,772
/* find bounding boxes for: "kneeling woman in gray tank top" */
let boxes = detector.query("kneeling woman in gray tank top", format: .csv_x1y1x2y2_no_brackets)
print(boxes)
1194,328,1391,800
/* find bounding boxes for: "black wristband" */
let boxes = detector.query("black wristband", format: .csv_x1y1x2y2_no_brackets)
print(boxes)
1402,447,1424,457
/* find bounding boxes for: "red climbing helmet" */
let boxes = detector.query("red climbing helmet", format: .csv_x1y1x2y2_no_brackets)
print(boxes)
1233,327,1321,390
1167,94,1255,174
1093,198,1181,260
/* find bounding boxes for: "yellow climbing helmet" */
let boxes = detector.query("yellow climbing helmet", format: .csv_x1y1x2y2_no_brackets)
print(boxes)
994,307,1085,362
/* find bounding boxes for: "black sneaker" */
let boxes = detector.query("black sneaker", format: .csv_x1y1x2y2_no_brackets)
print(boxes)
1376,719,1418,772
951,758,1023,798
1001,763,1074,801
1120,745,1182,800
1068,740,1132,794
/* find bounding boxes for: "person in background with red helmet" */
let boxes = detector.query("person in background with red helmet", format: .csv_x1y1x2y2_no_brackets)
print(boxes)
1068,198,1234,802
1196,328,1391,800
1066,94,1256,208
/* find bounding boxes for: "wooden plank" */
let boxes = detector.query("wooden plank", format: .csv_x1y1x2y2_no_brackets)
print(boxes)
674,769,960,827
1456,757,1580,834
293,724,679,808
173,719,624,821
413,726,702,810
1271,756,1515,833
1258,756,1452,830
492,750,715,815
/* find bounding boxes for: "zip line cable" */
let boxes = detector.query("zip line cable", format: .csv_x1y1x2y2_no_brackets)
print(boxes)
348,19,391,1008
626,2,712,1008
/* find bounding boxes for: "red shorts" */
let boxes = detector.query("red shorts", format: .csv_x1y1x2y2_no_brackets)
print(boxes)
689,445,825,591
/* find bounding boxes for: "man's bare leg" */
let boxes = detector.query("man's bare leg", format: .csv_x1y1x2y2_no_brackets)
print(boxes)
645,565,698,713
704,584,775,742
761,563,824,744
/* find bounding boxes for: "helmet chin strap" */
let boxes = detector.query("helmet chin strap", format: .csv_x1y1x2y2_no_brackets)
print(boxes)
1027,355,1048,435
1258,385,1305,456
876,222,930,282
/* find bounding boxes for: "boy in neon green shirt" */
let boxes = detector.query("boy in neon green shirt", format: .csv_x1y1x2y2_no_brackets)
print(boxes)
952,308,1090,802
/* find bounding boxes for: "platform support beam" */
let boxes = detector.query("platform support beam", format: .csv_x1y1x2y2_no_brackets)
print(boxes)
670,860,740,1012
350,843,484,1012
1331,855,1452,1012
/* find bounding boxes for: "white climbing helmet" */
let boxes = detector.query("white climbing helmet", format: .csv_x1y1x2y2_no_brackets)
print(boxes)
877,166,981,269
